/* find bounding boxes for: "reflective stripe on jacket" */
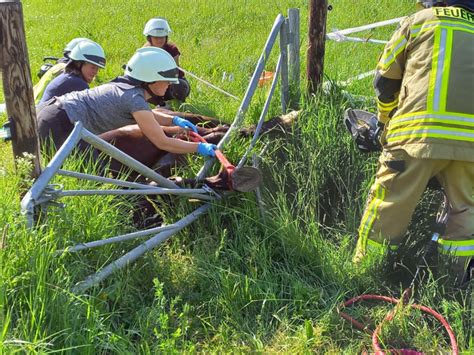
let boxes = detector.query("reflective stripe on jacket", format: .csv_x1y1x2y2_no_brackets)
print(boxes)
438,237,474,257
374,6,474,162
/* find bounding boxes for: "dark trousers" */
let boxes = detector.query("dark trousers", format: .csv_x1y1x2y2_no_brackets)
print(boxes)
37,98,74,151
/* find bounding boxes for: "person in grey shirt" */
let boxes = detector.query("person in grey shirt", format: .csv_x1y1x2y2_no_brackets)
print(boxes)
37,47,217,158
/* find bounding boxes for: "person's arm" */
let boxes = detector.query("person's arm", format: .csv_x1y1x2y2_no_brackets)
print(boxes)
134,110,216,156
133,110,198,154
374,18,410,124
151,108,197,132
151,108,174,126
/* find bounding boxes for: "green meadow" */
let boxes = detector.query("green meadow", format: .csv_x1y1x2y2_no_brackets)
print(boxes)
1,0,471,353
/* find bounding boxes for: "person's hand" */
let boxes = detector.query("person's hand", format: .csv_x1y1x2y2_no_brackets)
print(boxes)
172,116,198,133
197,142,217,157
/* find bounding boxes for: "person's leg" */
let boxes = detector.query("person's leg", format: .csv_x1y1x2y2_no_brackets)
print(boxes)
98,125,168,179
37,101,74,151
436,161,474,284
354,149,449,262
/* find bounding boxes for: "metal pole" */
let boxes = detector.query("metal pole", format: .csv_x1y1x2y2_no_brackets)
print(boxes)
20,122,83,225
72,203,211,293
288,8,301,109
80,128,213,201
58,224,179,253
237,55,282,169
280,19,289,113
326,33,388,45
196,14,285,180
327,16,405,36
58,187,210,197
57,169,161,190
253,151,266,221
81,129,178,189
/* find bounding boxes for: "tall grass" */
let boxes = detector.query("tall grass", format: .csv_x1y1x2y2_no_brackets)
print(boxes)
0,0,471,353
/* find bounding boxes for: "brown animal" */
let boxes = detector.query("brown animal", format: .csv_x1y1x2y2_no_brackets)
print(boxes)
97,107,298,181
94,108,298,227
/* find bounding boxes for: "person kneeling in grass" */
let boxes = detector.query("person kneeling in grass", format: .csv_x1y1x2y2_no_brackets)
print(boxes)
142,17,190,106
34,37,96,104
39,40,106,104
37,47,216,159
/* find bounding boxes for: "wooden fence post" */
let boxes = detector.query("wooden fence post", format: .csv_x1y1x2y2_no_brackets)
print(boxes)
288,8,300,109
0,0,41,178
307,0,328,95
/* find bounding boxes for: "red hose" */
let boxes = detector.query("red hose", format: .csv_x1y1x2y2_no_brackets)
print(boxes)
338,288,458,354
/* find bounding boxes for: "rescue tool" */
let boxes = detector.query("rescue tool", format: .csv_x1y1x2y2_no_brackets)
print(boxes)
188,131,263,192
343,108,383,153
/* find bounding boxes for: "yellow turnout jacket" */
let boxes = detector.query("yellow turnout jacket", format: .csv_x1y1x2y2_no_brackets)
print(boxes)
375,6,474,162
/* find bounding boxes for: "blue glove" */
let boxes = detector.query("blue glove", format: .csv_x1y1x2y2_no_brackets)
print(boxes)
197,143,217,157
172,116,198,133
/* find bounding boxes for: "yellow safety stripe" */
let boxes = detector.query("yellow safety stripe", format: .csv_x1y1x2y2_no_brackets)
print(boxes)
390,121,474,132
438,29,453,113
438,238,474,257
439,239,474,247
367,239,398,252
411,20,474,39
388,124,474,135
387,128,474,143
377,98,398,110
410,24,422,38
378,36,407,70
410,18,474,115
389,114,474,130
427,27,442,113
358,184,385,252
377,105,398,118
391,111,474,122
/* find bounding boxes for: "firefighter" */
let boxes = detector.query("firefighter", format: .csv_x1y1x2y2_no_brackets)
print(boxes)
37,47,216,158
353,0,474,285
142,17,190,106
39,41,106,104
34,37,96,104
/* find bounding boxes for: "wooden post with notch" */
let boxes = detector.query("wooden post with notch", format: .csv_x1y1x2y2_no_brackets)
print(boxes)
0,0,41,178
307,0,328,95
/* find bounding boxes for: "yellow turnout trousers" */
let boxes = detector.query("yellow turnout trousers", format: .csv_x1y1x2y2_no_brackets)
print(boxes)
355,149,474,279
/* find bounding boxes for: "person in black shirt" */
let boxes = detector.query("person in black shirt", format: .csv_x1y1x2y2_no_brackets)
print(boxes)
142,17,190,105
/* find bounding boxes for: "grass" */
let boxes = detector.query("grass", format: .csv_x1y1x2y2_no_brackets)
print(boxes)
1,0,472,353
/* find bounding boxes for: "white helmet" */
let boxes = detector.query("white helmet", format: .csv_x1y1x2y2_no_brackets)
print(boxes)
124,47,179,83
68,41,106,68
143,17,172,37
64,37,94,54
416,0,446,8
416,0,434,8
